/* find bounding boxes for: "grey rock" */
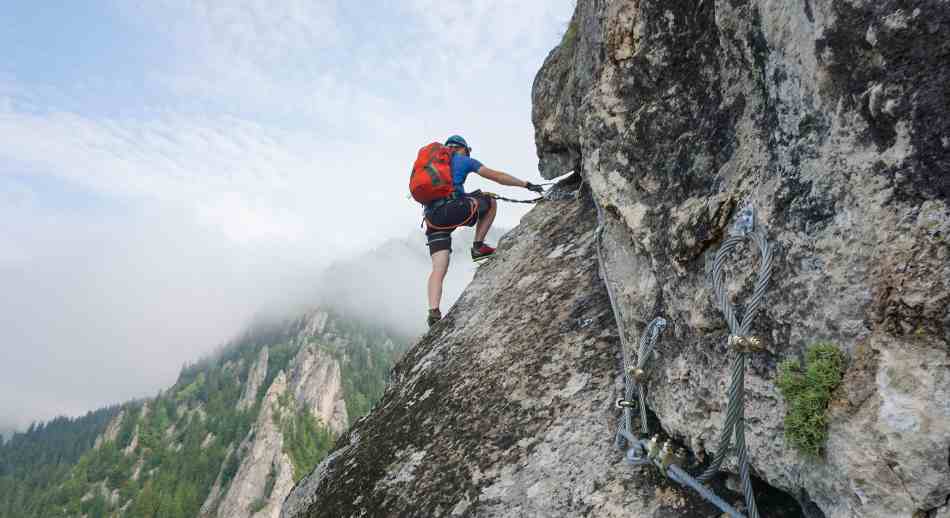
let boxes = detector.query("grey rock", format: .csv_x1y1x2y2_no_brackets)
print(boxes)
210,339,349,517
238,346,270,411
199,444,234,517
280,433,358,518
532,1,950,517
214,372,296,518
286,344,348,436
301,311,330,338
122,423,139,456
93,409,124,450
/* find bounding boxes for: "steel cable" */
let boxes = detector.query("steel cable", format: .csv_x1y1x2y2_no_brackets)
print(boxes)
594,202,666,445
695,221,772,518
594,203,637,449
595,196,773,518
484,188,576,204
633,317,667,435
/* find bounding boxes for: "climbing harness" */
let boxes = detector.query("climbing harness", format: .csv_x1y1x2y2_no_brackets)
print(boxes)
596,198,773,518
423,197,478,230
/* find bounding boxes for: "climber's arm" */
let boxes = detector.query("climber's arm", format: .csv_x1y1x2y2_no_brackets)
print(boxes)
476,166,528,188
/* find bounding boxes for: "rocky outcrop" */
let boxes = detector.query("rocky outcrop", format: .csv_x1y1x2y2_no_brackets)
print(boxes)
122,424,139,455
532,1,949,517
287,345,348,435
301,311,330,338
93,410,124,449
206,344,349,517
199,445,233,517
239,347,270,411
214,372,295,518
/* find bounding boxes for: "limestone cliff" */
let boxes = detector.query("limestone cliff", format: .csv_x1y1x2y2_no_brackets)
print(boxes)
282,1,948,517
92,410,124,450
531,1,949,516
211,372,298,518
201,313,353,518
287,344,349,436
239,347,270,411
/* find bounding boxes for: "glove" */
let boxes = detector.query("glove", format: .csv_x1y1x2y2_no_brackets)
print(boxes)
525,182,544,194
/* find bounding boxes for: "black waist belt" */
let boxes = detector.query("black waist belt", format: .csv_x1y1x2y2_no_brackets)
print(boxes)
425,195,458,212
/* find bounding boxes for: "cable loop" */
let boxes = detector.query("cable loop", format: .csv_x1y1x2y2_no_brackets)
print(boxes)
597,198,773,518
695,205,772,518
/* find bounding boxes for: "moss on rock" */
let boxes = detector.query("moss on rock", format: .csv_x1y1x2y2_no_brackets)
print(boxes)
777,343,846,457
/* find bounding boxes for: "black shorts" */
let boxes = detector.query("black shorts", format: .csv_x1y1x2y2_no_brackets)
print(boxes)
424,193,492,254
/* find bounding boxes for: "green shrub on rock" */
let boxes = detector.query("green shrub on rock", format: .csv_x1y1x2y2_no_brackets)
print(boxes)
776,343,846,457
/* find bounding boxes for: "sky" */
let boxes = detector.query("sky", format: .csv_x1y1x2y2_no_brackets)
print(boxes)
0,1,576,432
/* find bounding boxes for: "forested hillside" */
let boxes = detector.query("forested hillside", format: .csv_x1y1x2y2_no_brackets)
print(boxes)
0,309,409,518
0,407,122,514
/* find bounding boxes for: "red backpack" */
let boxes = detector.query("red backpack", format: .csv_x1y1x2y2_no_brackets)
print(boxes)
409,143,454,204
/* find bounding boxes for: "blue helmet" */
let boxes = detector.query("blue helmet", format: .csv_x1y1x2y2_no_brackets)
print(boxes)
445,135,470,150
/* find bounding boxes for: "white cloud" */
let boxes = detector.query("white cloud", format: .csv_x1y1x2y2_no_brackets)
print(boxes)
0,110,412,247
0,0,576,429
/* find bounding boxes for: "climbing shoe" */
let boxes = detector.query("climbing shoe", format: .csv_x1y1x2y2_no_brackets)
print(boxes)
427,308,442,328
471,243,496,263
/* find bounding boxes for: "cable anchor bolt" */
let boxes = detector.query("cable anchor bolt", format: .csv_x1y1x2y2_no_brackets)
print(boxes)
728,335,764,353
626,443,648,462
731,203,756,237
615,398,637,409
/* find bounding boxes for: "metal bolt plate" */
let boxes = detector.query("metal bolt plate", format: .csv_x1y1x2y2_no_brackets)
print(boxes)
731,204,756,236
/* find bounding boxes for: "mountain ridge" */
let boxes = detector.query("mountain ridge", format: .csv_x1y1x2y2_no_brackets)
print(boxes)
0,306,409,518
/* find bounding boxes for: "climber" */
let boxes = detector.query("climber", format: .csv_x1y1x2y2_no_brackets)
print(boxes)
419,135,543,327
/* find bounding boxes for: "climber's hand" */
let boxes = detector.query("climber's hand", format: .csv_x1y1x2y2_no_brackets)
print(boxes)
525,182,544,194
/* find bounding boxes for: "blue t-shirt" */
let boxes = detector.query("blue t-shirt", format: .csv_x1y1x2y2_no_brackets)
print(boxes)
451,155,483,196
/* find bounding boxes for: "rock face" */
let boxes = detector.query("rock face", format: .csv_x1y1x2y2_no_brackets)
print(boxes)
93,410,124,449
239,347,270,411
532,1,950,517
282,181,734,517
205,342,349,518
287,345,348,436
199,444,234,516
214,373,297,518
